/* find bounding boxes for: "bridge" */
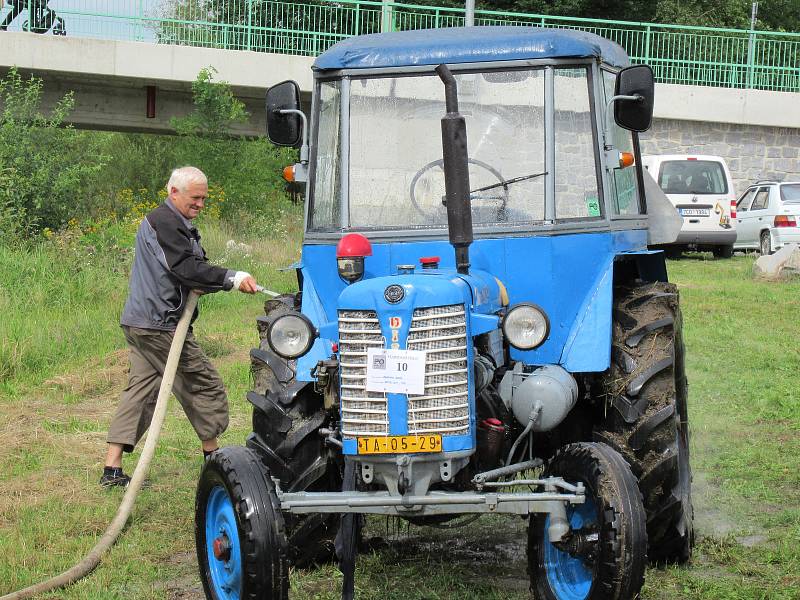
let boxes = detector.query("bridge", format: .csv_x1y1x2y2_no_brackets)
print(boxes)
1,0,799,188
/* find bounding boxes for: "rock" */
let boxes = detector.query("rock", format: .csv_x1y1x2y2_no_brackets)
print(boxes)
753,243,800,280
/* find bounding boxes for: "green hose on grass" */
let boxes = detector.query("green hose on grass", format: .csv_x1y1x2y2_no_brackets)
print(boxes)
1,290,201,600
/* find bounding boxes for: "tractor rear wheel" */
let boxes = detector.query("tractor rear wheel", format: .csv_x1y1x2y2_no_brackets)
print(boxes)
248,294,342,567
196,447,289,600
595,281,693,563
527,442,647,600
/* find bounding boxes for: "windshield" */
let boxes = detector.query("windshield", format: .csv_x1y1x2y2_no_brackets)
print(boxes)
781,184,800,203
309,67,601,232
658,160,728,195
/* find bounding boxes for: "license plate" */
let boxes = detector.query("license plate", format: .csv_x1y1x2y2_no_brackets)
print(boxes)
357,434,442,455
680,208,710,217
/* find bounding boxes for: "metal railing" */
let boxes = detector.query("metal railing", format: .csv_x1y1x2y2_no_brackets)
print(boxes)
1,0,798,91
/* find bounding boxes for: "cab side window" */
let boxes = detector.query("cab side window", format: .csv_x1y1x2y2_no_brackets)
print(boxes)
737,188,756,212
750,188,770,211
602,70,642,216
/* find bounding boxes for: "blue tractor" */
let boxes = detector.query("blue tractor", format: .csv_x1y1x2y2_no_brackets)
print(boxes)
195,26,692,600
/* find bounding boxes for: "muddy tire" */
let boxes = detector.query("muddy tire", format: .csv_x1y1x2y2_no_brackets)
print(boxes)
528,442,647,600
247,294,341,567
595,281,693,563
196,446,289,600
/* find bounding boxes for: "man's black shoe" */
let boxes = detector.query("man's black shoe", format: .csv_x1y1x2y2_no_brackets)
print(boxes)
100,467,131,488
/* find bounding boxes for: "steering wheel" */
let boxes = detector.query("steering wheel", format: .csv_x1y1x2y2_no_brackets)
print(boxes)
409,158,510,220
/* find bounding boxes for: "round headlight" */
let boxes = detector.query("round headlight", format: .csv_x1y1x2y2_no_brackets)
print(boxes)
268,313,317,359
502,303,550,350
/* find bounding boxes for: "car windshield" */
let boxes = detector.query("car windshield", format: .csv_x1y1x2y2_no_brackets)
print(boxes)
658,160,728,195
780,184,800,203
310,67,601,232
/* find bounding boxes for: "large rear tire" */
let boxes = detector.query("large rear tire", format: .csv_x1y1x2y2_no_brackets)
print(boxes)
528,442,647,600
248,294,342,567
196,447,289,600
595,282,693,563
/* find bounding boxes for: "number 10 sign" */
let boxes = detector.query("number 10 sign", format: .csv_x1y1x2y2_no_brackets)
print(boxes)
365,348,427,395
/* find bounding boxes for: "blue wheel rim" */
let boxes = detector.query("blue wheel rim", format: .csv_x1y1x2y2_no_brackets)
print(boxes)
542,493,599,600
205,485,243,600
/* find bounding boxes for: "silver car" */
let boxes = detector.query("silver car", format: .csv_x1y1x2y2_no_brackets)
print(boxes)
734,181,800,255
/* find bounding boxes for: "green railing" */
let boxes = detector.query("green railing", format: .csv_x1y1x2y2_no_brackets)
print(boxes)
2,0,799,91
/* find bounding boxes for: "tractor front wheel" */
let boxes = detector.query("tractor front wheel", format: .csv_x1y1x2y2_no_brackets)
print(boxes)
196,447,289,600
528,442,647,600
249,294,342,566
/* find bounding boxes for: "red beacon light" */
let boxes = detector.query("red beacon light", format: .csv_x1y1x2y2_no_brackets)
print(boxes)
336,233,372,283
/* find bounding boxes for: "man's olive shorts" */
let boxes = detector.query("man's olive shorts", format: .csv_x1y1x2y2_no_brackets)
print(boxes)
107,326,229,452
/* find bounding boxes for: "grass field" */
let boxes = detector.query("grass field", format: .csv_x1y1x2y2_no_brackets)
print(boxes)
1,227,799,599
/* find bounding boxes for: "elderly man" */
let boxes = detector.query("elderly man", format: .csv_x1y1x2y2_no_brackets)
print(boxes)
101,166,258,487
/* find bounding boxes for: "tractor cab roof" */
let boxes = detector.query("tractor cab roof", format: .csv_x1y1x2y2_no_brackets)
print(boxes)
313,26,630,71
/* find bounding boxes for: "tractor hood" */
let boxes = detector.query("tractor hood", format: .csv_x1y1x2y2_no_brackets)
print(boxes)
296,230,648,382
337,268,503,342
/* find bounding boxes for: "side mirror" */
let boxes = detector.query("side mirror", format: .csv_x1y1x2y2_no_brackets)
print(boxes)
613,65,654,132
266,80,302,147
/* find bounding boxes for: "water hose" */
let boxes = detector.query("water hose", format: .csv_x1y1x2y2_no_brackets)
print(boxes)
1,290,201,600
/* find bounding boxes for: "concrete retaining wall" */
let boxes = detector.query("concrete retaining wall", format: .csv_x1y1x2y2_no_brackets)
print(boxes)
640,119,800,196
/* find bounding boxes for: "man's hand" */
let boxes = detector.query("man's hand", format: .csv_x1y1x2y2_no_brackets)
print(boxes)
231,271,258,294
238,275,258,294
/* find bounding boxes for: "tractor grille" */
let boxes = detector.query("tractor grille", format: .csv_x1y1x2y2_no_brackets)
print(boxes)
337,304,470,439
407,304,469,436
338,309,388,438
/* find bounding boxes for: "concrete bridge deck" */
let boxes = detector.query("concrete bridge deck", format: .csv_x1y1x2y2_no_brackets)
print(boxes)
1,32,799,188
0,32,314,135
2,33,799,137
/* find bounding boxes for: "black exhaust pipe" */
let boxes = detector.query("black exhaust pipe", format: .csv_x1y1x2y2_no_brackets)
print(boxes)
435,64,473,275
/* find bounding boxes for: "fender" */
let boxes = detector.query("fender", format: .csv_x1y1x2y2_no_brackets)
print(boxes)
614,249,668,284
559,250,667,372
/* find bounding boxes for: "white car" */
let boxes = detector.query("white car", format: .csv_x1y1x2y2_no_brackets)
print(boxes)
734,181,800,255
642,154,737,257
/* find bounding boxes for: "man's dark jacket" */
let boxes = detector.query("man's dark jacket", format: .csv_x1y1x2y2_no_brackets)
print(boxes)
120,200,233,331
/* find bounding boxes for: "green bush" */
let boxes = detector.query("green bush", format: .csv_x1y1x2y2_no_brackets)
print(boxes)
0,68,108,232
0,66,295,244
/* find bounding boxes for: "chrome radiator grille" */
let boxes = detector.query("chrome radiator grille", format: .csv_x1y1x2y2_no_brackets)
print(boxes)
337,304,470,439
407,304,469,435
338,309,388,438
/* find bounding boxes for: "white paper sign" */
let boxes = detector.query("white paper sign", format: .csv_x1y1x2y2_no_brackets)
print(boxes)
366,348,427,395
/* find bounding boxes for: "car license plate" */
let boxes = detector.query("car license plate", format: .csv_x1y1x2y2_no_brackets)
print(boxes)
357,434,442,455
680,208,710,217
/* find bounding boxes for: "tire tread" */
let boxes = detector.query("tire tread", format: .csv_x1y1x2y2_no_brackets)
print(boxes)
596,282,694,564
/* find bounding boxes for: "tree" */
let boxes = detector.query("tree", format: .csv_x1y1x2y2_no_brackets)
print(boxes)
170,66,294,218
424,0,790,30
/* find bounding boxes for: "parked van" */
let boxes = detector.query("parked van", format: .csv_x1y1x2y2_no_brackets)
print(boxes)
641,155,737,257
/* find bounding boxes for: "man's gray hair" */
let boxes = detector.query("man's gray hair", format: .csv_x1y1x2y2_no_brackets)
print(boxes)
167,166,207,193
